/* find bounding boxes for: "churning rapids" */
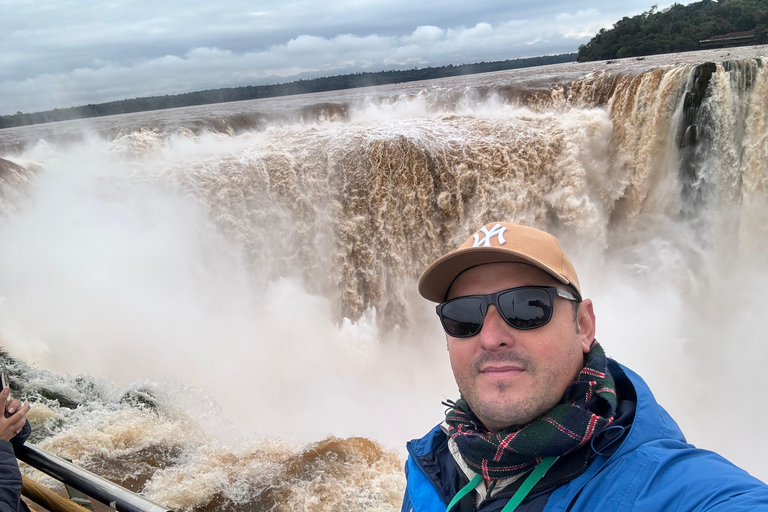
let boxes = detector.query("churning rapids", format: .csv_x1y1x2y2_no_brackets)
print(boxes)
1,45,768,510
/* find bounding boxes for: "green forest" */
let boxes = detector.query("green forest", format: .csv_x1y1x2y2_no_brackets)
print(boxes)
0,53,574,129
577,0,768,61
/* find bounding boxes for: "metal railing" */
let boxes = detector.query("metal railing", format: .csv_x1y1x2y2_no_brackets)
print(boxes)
16,444,173,512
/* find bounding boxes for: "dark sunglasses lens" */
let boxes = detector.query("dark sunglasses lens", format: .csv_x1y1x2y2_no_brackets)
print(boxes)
498,288,552,329
440,297,484,337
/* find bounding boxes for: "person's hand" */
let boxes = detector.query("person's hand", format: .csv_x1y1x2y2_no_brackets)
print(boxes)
0,388,29,442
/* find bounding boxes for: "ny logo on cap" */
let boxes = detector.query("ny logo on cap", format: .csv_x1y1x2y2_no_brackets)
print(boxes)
472,223,507,247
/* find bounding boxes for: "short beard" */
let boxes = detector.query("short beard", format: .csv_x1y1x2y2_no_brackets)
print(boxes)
461,350,561,431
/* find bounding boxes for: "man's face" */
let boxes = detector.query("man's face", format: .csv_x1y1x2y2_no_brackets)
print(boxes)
445,262,595,432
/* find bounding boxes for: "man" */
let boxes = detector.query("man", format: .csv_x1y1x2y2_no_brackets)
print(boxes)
402,222,768,512
0,386,31,512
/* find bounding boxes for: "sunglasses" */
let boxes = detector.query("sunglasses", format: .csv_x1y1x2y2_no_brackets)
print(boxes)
436,286,579,338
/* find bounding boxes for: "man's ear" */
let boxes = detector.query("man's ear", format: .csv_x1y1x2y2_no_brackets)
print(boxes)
577,299,596,353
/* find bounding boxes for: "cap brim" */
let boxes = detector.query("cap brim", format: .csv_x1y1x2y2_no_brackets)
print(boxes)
417,247,572,302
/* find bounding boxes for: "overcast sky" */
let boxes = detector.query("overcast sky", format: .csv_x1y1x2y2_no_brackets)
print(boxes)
1,0,688,115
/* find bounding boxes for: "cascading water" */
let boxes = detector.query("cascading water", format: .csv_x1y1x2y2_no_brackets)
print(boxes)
1,46,767,510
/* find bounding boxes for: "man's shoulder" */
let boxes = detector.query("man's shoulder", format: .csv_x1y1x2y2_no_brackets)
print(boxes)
566,437,768,511
406,423,446,458
403,423,456,512
405,422,453,488
568,360,768,510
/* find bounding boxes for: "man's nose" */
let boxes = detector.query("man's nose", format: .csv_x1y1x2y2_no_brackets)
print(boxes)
478,305,514,350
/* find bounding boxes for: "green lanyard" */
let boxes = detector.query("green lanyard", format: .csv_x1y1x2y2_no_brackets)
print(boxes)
445,457,558,512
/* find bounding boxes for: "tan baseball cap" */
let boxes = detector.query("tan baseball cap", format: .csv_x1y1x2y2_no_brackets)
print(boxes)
418,222,581,302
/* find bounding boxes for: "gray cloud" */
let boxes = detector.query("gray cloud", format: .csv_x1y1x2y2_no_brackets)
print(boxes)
0,1,684,114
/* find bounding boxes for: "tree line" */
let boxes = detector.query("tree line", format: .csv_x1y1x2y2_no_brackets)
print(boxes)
1,53,576,129
578,0,768,62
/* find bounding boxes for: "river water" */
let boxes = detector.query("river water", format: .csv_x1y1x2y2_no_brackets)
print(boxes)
1,45,767,510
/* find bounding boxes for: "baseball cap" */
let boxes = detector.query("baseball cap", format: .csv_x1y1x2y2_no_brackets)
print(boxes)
417,222,581,302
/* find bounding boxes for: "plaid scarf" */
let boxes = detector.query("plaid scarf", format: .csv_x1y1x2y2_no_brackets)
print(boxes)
445,341,617,480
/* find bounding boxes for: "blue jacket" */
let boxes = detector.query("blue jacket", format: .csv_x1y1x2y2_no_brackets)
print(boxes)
0,421,31,512
403,362,768,511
